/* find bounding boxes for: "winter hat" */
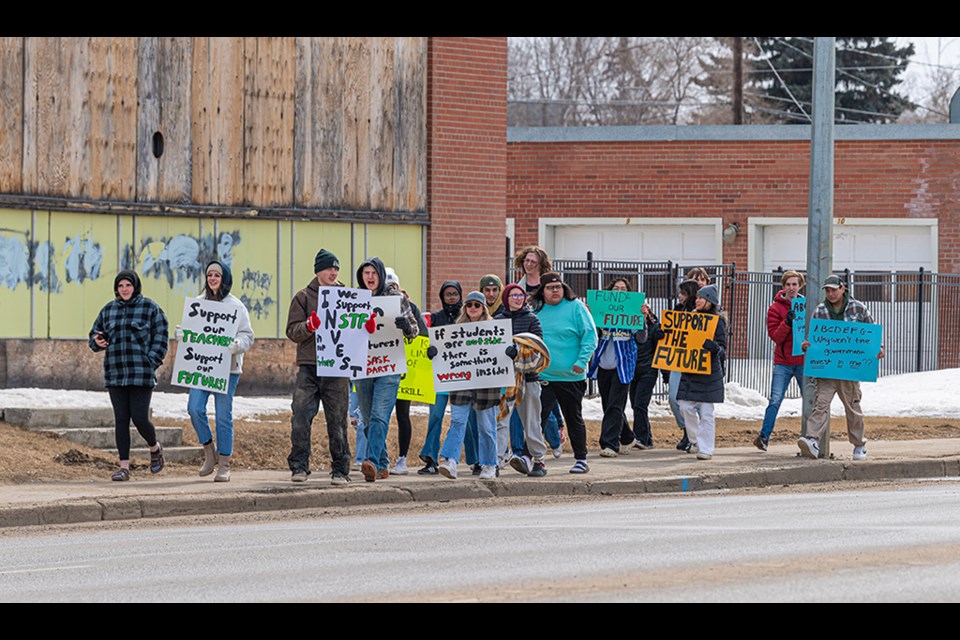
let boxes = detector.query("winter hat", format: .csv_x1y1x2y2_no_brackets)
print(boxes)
540,271,563,286
822,274,844,289
697,284,720,307
385,267,400,289
314,248,339,274
464,291,486,306
479,274,503,290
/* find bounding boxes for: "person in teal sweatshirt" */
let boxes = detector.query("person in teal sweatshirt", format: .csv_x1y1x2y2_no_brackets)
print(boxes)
531,271,598,474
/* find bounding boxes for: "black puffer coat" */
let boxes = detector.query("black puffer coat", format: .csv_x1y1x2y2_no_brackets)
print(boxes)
676,311,727,404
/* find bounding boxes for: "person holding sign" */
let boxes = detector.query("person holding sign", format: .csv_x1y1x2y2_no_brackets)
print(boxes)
428,291,503,480
531,272,598,474
797,275,885,461
667,279,702,452
676,284,727,461
178,260,254,482
285,249,353,485
417,280,463,475
587,277,648,457
629,302,665,450
753,270,805,452
88,270,169,481
355,257,422,483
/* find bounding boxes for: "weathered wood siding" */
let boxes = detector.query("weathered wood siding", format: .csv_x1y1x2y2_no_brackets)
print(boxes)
4,37,427,214
137,37,192,203
0,37,23,193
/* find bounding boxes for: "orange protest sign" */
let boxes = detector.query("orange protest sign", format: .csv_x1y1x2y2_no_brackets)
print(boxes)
651,310,719,374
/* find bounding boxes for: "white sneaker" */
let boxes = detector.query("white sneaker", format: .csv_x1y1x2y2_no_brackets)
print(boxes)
390,456,409,475
351,461,362,472
509,455,532,475
798,437,820,460
479,465,497,480
552,447,563,459
852,445,867,461
438,457,458,479
599,447,618,458
688,443,699,455
696,452,713,460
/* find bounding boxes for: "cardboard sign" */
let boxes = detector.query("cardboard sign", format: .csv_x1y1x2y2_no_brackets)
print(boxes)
587,290,646,329
363,295,407,378
315,286,372,379
429,319,514,392
803,318,882,382
651,309,719,374
791,296,806,357
397,335,436,404
172,298,240,394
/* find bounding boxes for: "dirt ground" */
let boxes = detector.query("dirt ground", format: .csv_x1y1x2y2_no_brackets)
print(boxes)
2,409,960,483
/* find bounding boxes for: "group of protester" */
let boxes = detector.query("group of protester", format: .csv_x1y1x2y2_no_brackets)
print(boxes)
87,244,883,484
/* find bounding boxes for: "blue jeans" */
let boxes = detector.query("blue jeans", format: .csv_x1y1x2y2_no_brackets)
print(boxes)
760,364,805,440
541,399,563,450
464,410,479,466
349,387,367,464
188,373,240,456
441,403,498,467
354,374,401,471
510,409,525,456
419,392,449,464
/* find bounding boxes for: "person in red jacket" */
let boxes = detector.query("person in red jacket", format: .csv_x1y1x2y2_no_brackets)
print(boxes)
754,270,806,451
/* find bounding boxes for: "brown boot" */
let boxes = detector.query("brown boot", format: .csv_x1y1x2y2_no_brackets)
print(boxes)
214,454,231,482
199,441,218,477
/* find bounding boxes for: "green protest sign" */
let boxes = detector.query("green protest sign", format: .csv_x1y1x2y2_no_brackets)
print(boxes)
587,290,646,329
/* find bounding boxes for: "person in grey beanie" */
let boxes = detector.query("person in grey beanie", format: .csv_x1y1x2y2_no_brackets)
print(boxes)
286,248,353,485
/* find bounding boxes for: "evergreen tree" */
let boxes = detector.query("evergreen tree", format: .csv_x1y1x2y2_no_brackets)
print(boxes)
748,37,915,124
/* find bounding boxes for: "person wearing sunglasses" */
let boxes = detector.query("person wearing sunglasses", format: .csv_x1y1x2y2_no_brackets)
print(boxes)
428,291,502,480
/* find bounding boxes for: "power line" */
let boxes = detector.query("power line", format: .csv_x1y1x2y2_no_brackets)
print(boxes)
752,37,810,121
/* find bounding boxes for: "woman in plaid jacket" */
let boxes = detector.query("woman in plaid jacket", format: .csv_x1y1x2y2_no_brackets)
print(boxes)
89,270,169,481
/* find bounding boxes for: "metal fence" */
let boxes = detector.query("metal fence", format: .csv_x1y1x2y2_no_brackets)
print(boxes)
507,254,960,401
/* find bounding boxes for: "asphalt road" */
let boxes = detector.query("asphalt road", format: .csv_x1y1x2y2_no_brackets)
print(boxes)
3,481,960,602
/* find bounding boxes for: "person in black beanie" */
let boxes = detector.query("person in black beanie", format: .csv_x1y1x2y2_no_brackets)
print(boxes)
285,248,353,485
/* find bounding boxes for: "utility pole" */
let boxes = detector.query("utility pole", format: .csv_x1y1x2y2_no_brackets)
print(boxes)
732,37,743,124
802,37,836,458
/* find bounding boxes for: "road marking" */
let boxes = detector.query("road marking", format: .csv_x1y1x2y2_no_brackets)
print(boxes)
0,564,93,576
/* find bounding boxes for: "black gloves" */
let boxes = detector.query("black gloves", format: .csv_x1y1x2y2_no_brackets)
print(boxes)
395,316,411,332
785,309,796,325
702,339,719,354
505,345,518,359
426,345,438,359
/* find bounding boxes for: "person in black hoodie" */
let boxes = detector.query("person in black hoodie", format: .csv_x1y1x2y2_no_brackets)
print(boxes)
629,302,664,449
496,283,550,476
354,257,421,482
668,278,701,451
417,280,462,474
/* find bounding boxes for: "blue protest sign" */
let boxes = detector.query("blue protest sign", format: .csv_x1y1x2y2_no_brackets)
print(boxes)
803,318,882,382
791,296,806,357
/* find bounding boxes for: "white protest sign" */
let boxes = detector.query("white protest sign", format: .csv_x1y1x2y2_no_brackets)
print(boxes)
315,286,371,379
363,295,408,378
172,298,240,394
429,319,514,392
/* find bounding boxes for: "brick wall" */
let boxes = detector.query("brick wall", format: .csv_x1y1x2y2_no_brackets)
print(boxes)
426,38,507,306
508,139,960,272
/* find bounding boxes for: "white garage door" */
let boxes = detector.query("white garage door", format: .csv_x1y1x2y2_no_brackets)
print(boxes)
553,223,718,263
761,223,934,272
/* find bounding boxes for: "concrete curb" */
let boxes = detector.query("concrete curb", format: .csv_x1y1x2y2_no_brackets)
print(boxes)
2,457,957,529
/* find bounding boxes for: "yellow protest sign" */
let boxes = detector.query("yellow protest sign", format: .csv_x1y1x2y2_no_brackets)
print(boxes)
397,335,436,404
652,310,719,374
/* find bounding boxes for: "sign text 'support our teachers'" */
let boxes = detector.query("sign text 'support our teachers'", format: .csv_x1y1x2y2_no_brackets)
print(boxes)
172,298,240,394
429,319,514,392
651,309,719,374
803,318,882,382
315,286,372,379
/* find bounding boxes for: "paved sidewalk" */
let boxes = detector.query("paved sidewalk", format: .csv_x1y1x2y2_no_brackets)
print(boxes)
2,438,959,528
